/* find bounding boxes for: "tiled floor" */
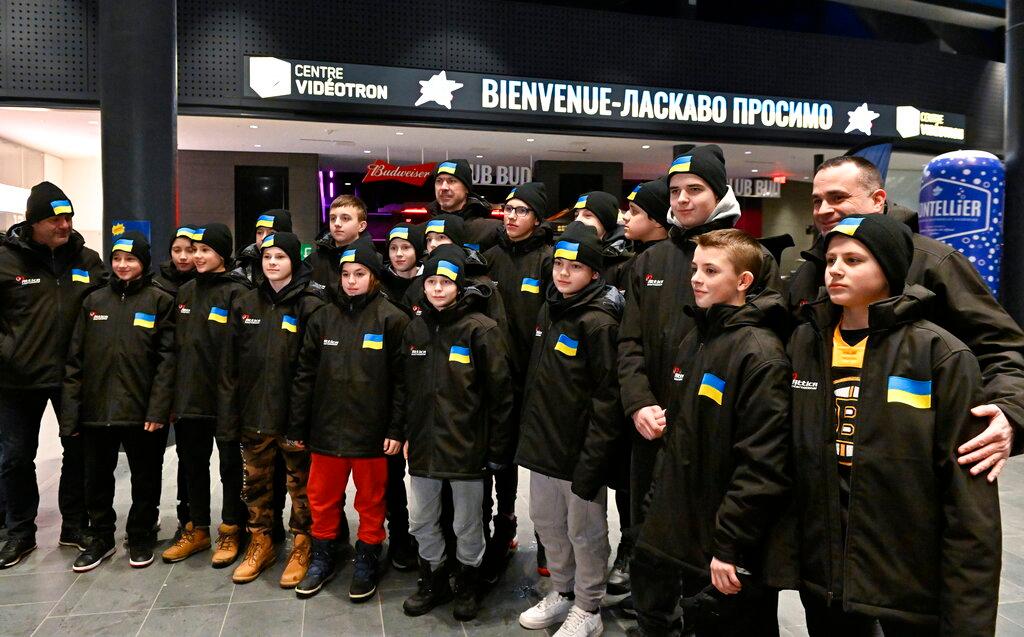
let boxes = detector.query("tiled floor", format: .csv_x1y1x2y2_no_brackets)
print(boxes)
2,407,1024,635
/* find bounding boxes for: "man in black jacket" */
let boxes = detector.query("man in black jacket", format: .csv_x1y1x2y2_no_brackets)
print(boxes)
0,182,107,569
787,155,1024,481
426,159,501,252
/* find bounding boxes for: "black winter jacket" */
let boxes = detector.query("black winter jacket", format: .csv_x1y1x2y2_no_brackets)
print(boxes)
173,268,253,425
598,225,634,293
427,197,502,252
60,274,176,433
230,241,265,287
0,223,107,389
636,290,791,577
290,289,409,456
515,280,624,500
381,264,421,310
153,260,195,295
305,234,355,290
400,285,514,479
219,265,325,440
779,287,1000,635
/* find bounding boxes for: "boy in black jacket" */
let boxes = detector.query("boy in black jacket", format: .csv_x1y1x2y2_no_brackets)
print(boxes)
163,223,254,567
571,191,632,291
515,221,623,637
635,229,791,637
784,214,1000,636
154,225,197,293
220,232,325,587
382,221,425,304
61,232,175,572
400,245,514,621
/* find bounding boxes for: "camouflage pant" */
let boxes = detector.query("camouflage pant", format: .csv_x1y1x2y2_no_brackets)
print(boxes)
241,433,311,535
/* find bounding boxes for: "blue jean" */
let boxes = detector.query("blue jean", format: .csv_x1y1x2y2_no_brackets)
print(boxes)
0,388,87,542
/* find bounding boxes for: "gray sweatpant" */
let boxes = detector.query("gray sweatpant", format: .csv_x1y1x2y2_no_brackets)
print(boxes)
409,476,485,568
529,472,610,612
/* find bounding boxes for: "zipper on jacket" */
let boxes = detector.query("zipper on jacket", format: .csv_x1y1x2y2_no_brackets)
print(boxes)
256,301,277,435
107,289,129,426
817,328,838,606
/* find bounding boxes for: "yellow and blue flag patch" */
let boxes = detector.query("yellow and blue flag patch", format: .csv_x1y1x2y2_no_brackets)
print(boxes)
50,199,73,215
112,238,134,252
887,376,932,409
281,315,297,333
389,227,409,241
831,217,864,236
176,227,198,240
425,219,446,235
520,277,541,294
437,161,458,175
71,268,90,283
553,240,579,261
261,234,276,249
506,188,517,201
208,306,228,324
697,372,725,405
362,333,384,350
340,249,357,264
133,312,156,329
627,185,642,201
668,155,693,174
437,259,460,281
573,195,589,209
554,334,578,357
255,214,276,229
449,345,471,364
191,228,207,241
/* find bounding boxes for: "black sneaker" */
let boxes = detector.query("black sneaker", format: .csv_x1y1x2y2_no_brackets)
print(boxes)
481,514,517,585
349,540,382,602
73,539,116,572
606,545,631,596
58,528,89,551
0,538,36,569
128,543,155,568
295,538,336,599
389,533,417,572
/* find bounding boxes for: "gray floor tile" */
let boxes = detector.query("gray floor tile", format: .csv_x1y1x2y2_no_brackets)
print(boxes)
0,601,57,636
34,610,148,637
65,554,173,615
223,598,304,634
152,558,234,608
303,592,384,636
379,586,465,637
136,603,228,637
0,570,78,606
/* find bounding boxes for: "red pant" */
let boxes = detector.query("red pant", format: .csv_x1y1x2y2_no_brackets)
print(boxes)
308,453,388,544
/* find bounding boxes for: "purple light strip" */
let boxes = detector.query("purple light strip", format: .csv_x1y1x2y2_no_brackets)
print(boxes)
318,170,326,224
329,180,334,198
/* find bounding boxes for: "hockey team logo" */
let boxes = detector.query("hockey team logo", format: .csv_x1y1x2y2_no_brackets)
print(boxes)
248,57,292,98
645,273,664,287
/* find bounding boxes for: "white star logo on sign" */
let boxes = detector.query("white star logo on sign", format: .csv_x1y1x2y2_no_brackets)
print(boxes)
415,70,464,109
844,103,880,135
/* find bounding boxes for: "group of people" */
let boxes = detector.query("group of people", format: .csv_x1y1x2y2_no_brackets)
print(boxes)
0,145,1022,637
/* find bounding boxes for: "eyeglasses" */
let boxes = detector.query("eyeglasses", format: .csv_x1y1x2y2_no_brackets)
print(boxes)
502,205,534,218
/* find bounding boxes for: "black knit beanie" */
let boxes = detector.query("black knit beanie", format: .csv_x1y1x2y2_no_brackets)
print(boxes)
505,182,548,217
259,230,302,270
422,243,466,288
431,159,473,191
110,231,152,272
573,191,620,235
255,209,293,233
26,181,74,224
627,177,672,230
825,214,914,295
667,145,728,201
190,223,233,261
339,235,384,279
424,214,466,249
555,221,604,272
388,222,426,261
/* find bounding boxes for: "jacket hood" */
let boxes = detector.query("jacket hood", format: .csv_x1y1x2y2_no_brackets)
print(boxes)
545,278,625,321
601,224,631,258
666,185,741,230
260,259,317,305
462,245,490,276
687,287,790,339
496,224,553,254
421,281,493,324
110,272,155,297
800,283,935,334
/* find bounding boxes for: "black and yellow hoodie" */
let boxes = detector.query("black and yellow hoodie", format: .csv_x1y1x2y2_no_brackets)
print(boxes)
289,287,410,457
636,289,791,578
60,273,176,433
780,286,1000,635
514,278,624,501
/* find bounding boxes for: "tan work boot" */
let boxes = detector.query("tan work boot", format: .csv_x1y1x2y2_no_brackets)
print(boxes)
232,531,276,583
279,533,312,589
161,522,211,563
211,523,242,568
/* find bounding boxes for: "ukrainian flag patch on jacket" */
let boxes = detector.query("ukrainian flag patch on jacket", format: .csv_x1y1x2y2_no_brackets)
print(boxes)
71,268,90,283
697,372,725,405
554,334,578,357
554,240,579,260
887,376,932,409
520,277,541,294
281,315,298,333
133,312,156,329
449,345,471,364
362,333,384,349
208,306,228,323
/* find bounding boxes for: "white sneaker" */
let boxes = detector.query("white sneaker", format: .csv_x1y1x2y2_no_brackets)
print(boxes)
553,605,603,637
519,590,573,629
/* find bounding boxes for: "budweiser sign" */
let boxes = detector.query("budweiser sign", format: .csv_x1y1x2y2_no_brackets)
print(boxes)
362,160,436,186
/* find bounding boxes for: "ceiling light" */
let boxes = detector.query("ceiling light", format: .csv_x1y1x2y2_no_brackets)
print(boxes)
744,151,752,155
344,182,352,186
476,155,484,158
395,131,404,136
254,144,262,148
249,124,258,129
641,145,651,149
363,150,372,154
87,120,98,125
751,169,758,173
526,138,535,142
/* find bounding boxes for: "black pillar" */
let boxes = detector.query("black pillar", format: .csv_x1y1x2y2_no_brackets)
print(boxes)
98,0,177,258
1005,0,1024,322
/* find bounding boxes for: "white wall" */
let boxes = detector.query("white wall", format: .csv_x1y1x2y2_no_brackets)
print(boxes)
60,157,104,249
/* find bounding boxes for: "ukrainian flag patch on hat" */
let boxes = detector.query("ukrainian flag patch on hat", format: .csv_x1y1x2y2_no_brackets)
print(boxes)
553,240,580,261
437,259,460,281
573,195,588,209
437,161,458,175
505,188,518,201
554,334,579,357
389,227,409,241
261,234,275,249
207,306,228,323
887,376,932,409
832,217,864,236
627,185,642,201
255,214,276,228
449,345,471,364
71,268,90,283
697,372,725,405
340,249,357,263
362,333,384,350
281,315,298,333
191,228,207,241
669,155,693,174
425,219,446,235
50,199,73,215
112,238,134,252
520,277,541,294
133,312,156,329
176,227,198,240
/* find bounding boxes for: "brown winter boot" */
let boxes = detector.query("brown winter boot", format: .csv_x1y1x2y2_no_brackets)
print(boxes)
161,522,211,563
211,523,242,568
279,533,312,589
232,531,276,583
